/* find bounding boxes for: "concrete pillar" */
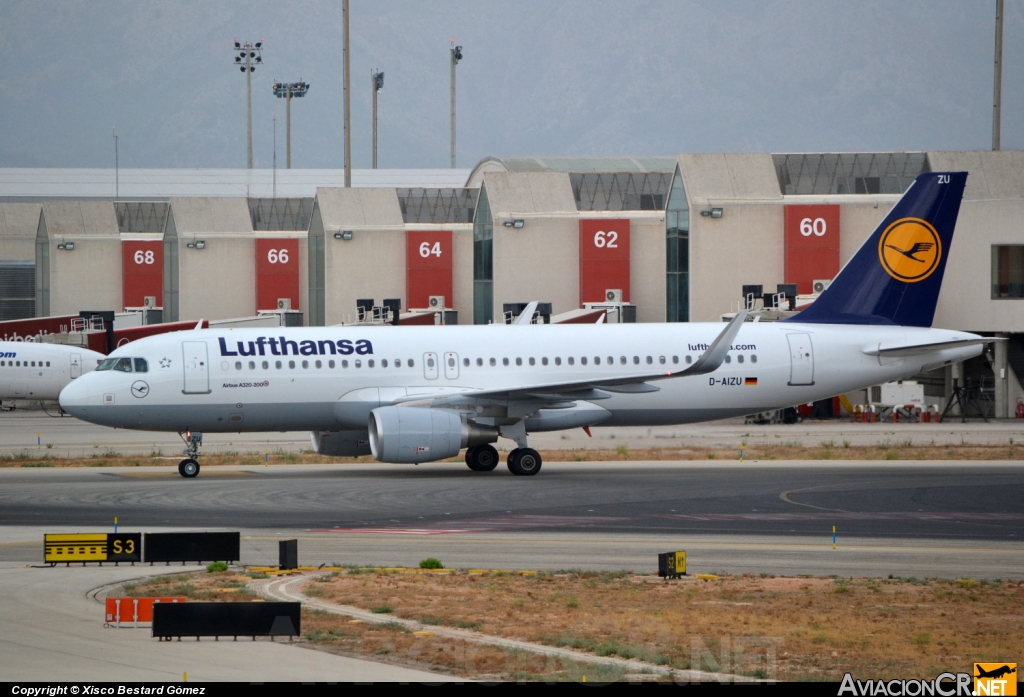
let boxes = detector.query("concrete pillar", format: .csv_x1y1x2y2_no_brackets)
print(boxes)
994,333,1009,418
943,364,953,412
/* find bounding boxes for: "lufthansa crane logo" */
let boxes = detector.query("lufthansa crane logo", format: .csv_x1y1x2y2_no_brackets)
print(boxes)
878,217,942,283
131,381,150,398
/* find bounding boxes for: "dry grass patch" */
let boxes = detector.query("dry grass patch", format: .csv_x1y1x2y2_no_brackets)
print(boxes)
3,443,1023,468
307,571,1023,681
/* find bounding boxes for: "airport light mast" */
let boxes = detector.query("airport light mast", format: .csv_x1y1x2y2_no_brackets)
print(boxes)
450,40,462,168
232,39,264,169
371,70,384,169
273,80,310,169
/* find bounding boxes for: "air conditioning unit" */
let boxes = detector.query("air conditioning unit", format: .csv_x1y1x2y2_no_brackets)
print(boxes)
812,279,832,294
605,289,623,303
143,296,156,308
277,298,292,311
428,295,445,309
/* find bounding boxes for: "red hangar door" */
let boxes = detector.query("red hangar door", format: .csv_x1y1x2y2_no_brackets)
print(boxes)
579,219,630,304
406,230,453,310
255,238,299,312
122,240,163,310
784,205,840,295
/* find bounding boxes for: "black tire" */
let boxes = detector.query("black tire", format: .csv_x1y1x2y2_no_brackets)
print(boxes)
466,444,499,472
507,448,542,476
178,459,200,478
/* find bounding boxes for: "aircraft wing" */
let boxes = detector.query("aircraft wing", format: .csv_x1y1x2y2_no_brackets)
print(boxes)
394,310,748,409
863,337,1001,358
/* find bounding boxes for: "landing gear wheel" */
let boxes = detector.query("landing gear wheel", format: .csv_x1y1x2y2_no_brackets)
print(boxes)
178,459,200,478
507,448,542,476
465,444,499,472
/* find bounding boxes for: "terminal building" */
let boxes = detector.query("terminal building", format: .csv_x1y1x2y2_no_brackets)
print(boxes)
1,150,1022,417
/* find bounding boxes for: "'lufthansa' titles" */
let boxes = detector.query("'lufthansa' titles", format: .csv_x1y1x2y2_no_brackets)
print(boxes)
219,336,374,357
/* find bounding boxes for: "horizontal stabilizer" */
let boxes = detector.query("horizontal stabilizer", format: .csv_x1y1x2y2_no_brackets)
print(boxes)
863,337,1001,358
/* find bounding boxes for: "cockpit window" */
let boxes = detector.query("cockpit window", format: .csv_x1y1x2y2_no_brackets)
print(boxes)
133,358,148,373
97,357,134,372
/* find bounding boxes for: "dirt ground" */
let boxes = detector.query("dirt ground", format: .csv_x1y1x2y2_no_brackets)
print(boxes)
4,441,1024,468
122,568,1023,682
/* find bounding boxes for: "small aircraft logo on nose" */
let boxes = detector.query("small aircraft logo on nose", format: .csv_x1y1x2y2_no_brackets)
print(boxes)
159,358,172,369
131,381,150,398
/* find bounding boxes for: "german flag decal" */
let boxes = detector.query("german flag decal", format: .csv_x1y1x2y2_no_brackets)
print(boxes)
744,377,758,386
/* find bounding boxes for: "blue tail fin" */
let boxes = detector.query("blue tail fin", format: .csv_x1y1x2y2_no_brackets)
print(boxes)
787,171,967,327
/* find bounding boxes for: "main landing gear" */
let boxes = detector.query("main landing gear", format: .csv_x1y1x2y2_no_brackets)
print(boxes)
178,430,203,478
507,448,542,476
464,444,542,475
465,444,499,471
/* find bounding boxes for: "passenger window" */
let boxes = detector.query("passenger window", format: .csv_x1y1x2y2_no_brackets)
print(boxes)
555,357,562,366
427,357,435,368
646,356,653,365
408,359,414,367
659,356,666,365
581,357,587,365
316,360,322,368
355,360,362,368
113,357,133,372
395,359,402,367
594,357,601,365
368,359,375,368
542,357,548,366
381,359,388,368
737,355,744,364
477,358,483,366
31,361,36,367
342,360,349,368
463,358,470,367
262,361,269,369
685,355,692,364
302,360,309,369
288,360,295,369
751,355,757,363
633,356,639,365
515,357,522,366
249,361,256,369
529,357,535,366
489,358,496,366
276,361,282,369
568,357,575,366
329,360,336,368
46,361,50,367
620,357,627,365
724,355,731,364
672,356,679,364
235,361,242,370
502,358,509,366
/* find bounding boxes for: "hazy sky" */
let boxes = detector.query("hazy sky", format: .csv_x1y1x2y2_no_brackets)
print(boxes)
0,0,1020,169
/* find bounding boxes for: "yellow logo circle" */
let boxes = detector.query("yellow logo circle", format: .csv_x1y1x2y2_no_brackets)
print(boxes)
878,217,941,283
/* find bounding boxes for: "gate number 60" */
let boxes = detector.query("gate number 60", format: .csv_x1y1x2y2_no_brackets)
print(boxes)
799,218,827,237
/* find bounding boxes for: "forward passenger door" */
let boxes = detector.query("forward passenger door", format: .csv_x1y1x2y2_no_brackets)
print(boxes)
182,341,211,394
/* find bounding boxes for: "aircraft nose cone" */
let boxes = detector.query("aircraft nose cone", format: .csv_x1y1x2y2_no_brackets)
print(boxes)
59,378,90,416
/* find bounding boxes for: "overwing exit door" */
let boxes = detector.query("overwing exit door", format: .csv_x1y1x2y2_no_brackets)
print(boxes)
182,341,211,394
787,333,815,386
423,352,439,380
443,352,459,379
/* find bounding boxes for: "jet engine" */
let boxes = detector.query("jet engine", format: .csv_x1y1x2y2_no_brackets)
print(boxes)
310,429,373,457
368,406,497,463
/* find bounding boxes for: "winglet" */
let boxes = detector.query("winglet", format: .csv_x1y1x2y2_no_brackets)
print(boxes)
680,310,748,376
512,301,539,325
195,319,205,330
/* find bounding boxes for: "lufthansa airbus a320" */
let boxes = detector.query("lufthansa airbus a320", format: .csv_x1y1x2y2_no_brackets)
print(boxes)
60,172,992,477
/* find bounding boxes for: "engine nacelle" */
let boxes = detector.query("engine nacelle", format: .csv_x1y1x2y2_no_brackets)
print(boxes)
368,407,497,464
310,430,372,457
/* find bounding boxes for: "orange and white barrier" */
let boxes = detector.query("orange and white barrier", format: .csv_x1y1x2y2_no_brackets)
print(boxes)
105,597,186,628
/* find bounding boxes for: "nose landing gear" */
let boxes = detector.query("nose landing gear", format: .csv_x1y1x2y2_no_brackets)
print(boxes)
178,430,203,478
